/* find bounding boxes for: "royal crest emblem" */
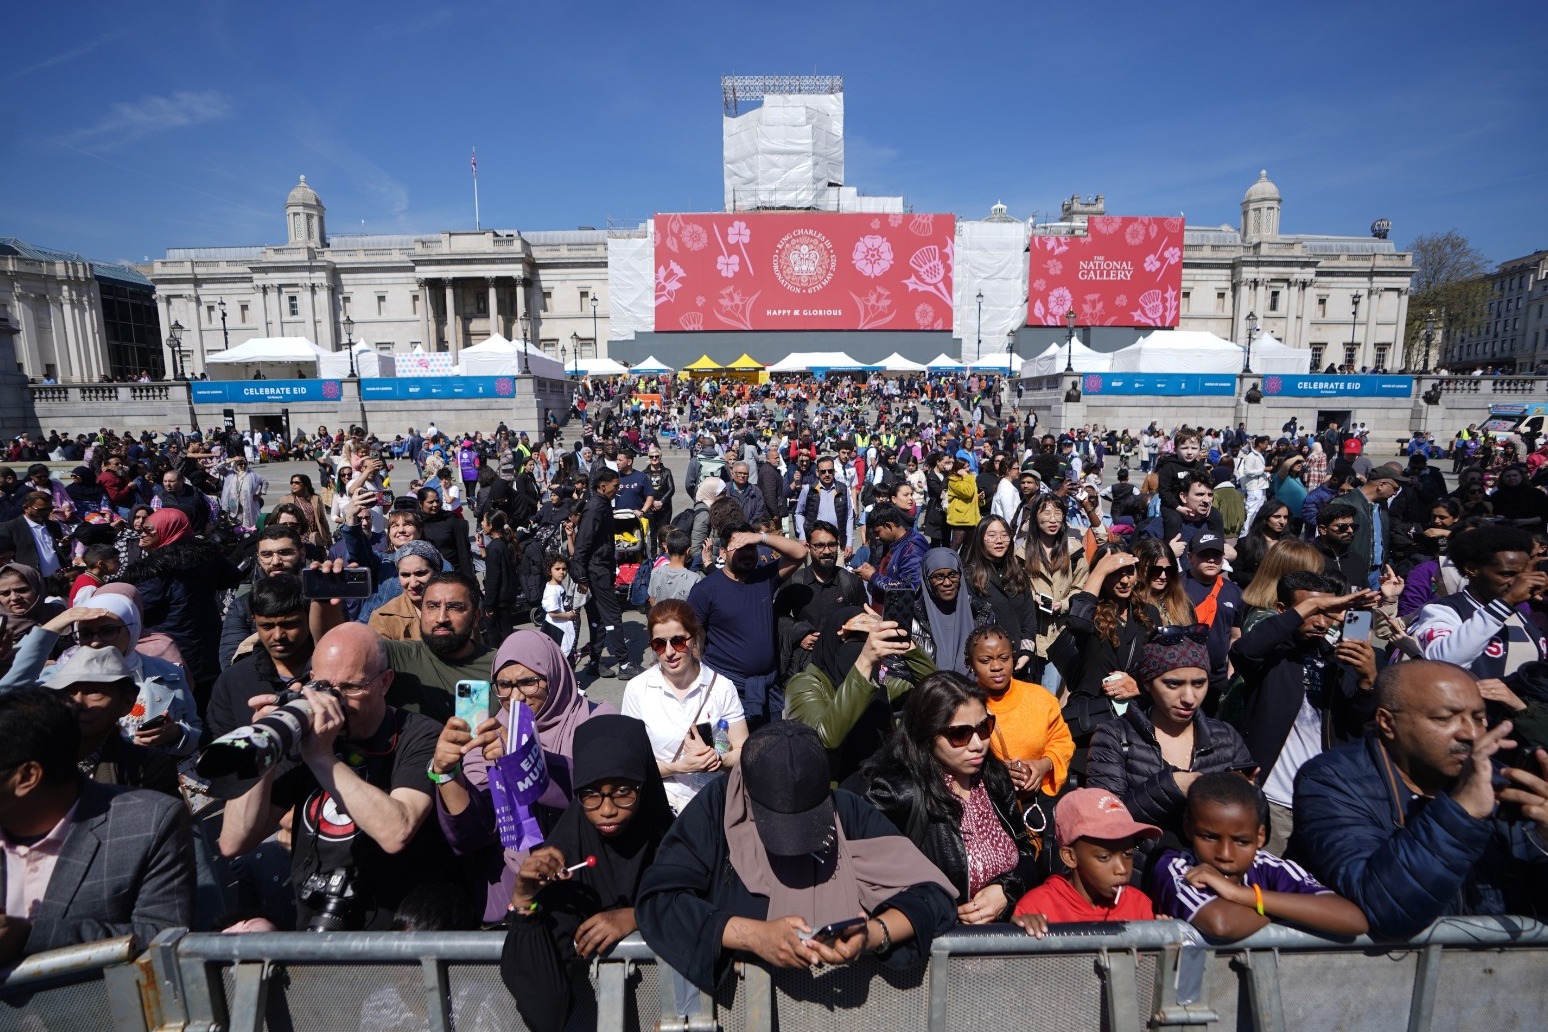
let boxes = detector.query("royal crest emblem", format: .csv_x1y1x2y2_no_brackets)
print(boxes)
772,229,836,294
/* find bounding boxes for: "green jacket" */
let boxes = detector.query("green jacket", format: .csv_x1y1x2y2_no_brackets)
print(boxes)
784,646,937,781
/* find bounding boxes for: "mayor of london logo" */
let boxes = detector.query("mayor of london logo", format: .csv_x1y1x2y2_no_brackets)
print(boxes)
772,229,836,294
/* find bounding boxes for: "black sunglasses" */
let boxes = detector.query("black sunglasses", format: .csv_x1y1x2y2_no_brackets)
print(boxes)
1149,624,1209,645
939,714,997,749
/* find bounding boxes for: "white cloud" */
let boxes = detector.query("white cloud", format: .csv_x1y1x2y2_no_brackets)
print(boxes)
57,91,232,152
2,31,123,83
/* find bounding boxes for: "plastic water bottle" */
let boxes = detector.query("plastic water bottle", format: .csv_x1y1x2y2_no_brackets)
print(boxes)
713,718,731,755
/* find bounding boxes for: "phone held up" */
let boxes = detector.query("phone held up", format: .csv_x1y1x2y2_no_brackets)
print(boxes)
882,588,914,639
454,680,492,729
1342,610,1373,644
300,567,373,601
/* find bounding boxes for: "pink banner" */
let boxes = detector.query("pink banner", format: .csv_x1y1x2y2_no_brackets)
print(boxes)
1027,216,1185,328
654,212,956,331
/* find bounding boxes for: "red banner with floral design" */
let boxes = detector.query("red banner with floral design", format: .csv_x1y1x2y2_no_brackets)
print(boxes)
654,212,956,332
1027,215,1185,328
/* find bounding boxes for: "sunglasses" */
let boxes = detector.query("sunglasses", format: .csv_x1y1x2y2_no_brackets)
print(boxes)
939,713,997,748
1149,624,1210,645
649,634,692,655
1149,566,1174,578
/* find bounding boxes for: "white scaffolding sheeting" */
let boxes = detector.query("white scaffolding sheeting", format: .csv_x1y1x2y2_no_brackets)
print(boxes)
953,219,1029,362
607,230,655,342
723,93,845,212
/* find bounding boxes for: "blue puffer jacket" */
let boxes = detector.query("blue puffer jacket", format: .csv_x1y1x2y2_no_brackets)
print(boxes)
1291,734,1548,938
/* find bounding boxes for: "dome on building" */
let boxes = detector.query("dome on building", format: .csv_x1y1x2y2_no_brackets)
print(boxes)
1243,170,1280,204
984,201,1017,224
287,175,322,208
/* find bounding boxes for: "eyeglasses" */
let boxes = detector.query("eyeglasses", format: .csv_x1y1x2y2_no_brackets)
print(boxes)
649,634,692,655
495,675,547,699
576,784,639,810
939,714,997,748
310,671,386,698
927,570,961,582
809,541,840,551
1148,624,1210,645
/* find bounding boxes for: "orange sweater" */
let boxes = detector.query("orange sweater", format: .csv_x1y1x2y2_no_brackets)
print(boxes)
985,678,1075,795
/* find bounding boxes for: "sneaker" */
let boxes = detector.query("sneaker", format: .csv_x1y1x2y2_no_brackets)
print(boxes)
597,664,618,679
615,662,640,678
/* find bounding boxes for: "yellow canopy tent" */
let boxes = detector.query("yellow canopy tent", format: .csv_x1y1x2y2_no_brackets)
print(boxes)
723,353,767,383
684,354,723,377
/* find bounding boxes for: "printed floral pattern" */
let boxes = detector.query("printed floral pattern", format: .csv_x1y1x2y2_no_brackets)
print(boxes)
1027,215,1183,328
852,235,895,277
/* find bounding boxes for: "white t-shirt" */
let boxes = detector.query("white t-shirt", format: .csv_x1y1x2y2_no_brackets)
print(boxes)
621,663,746,813
1263,694,1322,808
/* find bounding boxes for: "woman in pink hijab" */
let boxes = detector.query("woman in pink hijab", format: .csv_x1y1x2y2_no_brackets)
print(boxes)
432,629,616,924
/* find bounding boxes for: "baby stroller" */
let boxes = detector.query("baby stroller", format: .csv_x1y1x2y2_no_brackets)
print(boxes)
612,507,651,609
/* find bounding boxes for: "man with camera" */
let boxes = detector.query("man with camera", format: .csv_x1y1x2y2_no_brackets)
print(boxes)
218,623,449,930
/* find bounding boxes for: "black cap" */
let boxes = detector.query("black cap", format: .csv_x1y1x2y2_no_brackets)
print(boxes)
739,722,835,856
1190,532,1226,556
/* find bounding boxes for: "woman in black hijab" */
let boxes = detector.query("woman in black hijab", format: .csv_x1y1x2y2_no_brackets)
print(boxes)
500,715,674,1032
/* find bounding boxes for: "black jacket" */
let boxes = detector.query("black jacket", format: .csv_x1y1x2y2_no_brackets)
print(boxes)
207,645,307,742
1085,704,1253,870
0,514,65,572
921,469,947,541
483,535,520,608
864,761,1041,909
572,493,616,589
1055,594,1158,738
966,563,1040,653
1229,607,1377,775
120,539,242,686
756,460,786,518
421,510,473,578
774,565,869,677
1154,454,1209,511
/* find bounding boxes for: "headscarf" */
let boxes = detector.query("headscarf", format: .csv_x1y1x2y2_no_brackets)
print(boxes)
91,582,184,665
144,508,191,548
0,562,64,636
722,763,952,929
492,630,616,809
532,715,673,929
65,466,105,510
920,548,973,674
812,605,866,687
390,539,442,570
76,590,142,647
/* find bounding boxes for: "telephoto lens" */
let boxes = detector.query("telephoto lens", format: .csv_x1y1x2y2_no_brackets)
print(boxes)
195,684,337,780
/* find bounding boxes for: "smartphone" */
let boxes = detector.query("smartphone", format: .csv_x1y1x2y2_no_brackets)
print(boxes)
883,588,914,633
300,567,373,600
799,917,869,942
455,680,492,729
1036,592,1055,614
137,713,170,733
695,722,715,747
1342,610,1373,643
1224,762,1259,777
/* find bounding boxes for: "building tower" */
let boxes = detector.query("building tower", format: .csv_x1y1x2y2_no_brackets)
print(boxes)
285,175,327,248
1240,170,1281,243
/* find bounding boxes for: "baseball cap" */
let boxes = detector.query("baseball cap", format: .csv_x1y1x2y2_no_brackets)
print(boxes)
1055,789,1161,848
48,646,134,689
1189,532,1226,556
739,722,835,856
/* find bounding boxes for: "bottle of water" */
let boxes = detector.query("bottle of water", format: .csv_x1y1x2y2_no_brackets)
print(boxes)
713,717,731,755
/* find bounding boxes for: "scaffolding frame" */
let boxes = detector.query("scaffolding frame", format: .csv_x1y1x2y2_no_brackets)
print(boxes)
722,74,844,115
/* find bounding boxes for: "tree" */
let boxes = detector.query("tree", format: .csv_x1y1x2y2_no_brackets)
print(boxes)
1404,230,1492,371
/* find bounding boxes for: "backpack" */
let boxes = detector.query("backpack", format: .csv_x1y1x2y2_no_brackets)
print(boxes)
669,505,698,538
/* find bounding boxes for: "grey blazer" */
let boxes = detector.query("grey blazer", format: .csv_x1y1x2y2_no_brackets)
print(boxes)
5,780,195,954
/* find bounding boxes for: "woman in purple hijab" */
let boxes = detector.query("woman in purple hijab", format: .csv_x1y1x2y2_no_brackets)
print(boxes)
432,629,616,923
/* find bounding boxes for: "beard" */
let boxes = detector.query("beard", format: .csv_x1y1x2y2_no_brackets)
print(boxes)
424,623,474,658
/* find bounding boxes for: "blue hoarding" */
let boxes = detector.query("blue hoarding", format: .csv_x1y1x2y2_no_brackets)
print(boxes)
1260,375,1412,398
1079,373,1237,396
361,377,517,400
191,379,342,404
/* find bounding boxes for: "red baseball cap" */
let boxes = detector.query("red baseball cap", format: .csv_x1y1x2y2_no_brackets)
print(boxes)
1055,789,1162,848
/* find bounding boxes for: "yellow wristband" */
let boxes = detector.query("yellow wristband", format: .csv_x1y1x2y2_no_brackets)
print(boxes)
1252,883,1265,916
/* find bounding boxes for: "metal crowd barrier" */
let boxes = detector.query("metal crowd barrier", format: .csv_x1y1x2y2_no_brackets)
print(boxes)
9,917,1547,1032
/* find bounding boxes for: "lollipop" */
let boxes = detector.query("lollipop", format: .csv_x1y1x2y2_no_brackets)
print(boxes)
563,855,598,875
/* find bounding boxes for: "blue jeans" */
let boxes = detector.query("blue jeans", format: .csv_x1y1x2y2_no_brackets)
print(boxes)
732,670,782,726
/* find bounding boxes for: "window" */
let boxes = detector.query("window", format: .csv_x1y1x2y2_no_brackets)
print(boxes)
412,294,420,315
540,338,558,356
1317,296,1327,318
1344,345,1358,368
1269,289,1281,312
239,303,249,323
1373,344,1389,371
288,295,299,317
374,341,393,352
1310,344,1325,369
542,290,552,312
475,293,487,316
579,289,590,310
1215,291,1226,313
342,296,351,316
377,294,386,317
206,304,215,323
1181,290,1190,311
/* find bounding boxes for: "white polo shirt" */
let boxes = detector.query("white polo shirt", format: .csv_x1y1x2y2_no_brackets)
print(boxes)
621,662,746,813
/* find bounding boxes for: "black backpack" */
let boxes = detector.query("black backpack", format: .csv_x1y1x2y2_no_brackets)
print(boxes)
669,505,697,538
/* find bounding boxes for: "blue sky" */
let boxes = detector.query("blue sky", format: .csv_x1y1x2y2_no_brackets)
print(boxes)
3,0,1544,268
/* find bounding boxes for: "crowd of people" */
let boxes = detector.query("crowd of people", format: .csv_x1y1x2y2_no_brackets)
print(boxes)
2,371,1548,1030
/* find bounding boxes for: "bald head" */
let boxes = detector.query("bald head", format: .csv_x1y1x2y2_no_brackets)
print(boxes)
1373,660,1478,715
1374,660,1488,793
313,623,389,685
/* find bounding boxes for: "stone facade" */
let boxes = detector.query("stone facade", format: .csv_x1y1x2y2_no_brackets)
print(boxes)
1441,250,1548,373
150,177,610,376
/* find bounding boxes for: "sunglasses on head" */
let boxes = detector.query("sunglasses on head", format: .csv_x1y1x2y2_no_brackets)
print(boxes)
649,634,692,655
1149,624,1210,645
939,713,996,748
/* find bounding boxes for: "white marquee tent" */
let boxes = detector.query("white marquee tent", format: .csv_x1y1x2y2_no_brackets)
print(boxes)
1247,332,1312,375
459,334,565,379
970,353,1017,372
632,356,672,374
575,356,630,376
1027,340,1113,377
318,341,395,379
766,351,872,373
878,352,928,372
926,353,966,371
1109,330,1243,374
204,337,330,379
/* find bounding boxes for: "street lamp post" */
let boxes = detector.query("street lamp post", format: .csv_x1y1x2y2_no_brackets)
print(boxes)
217,298,229,350
591,294,599,363
1422,310,1436,374
571,332,580,378
561,343,569,379
975,290,983,359
1348,291,1363,369
343,315,357,378
166,319,185,381
1064,308,1077,373
1243,310,1258,374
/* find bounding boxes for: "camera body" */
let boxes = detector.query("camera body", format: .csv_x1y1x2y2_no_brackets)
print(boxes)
299,867,361,931
196,682,344,782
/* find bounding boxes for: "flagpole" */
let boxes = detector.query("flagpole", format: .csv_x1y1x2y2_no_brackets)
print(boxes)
471,147,480,231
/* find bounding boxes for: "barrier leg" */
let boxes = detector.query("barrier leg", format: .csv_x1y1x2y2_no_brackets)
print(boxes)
1406,945,1442,1032
1150,943,1217,1031
595,957,628,1032
742,962,774,1032
1097,949,1141,1032
1238,949,1286,1032
419,958,452,1032
226,962,271,1032
102,962,151,1032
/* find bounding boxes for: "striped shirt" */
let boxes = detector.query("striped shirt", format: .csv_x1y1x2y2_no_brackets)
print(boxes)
1151,849,1329,921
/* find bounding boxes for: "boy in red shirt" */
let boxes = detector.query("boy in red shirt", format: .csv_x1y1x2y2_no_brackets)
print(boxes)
1012,788,1160,935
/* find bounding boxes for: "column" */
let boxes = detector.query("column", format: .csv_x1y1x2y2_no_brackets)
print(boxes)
321,284,336,352
306,282,320,351
1365,287,1379,369
1293,278,1310,351
417,279,430,347
444,279,458,358
487,277,499,339
258,285,271,336
49,293,73,380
